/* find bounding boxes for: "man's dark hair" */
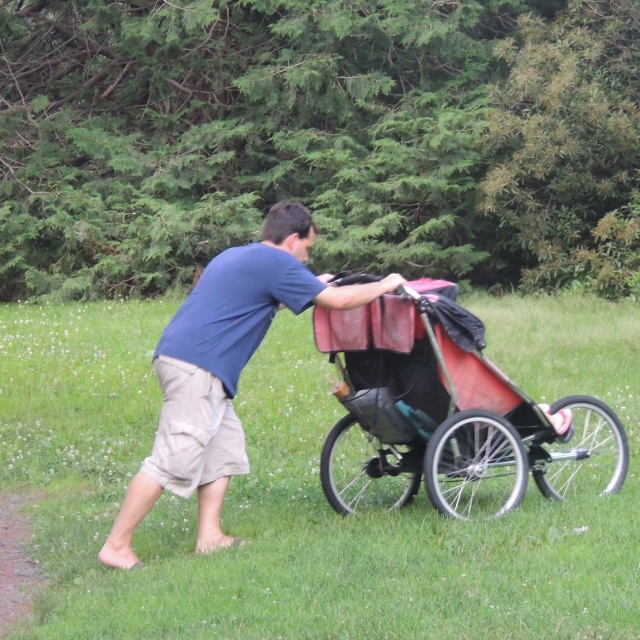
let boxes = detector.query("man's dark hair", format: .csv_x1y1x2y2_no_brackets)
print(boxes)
260,201,319,244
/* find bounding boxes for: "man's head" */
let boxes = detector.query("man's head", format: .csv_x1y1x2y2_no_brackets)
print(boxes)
260,201,319,263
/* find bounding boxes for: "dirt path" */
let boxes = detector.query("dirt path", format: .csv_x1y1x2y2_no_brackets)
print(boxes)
0,490,46,639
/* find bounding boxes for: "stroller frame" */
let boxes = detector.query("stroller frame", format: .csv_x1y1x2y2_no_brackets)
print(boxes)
317,281,630,520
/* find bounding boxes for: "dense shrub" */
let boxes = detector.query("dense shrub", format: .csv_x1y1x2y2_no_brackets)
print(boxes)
480,0,640,294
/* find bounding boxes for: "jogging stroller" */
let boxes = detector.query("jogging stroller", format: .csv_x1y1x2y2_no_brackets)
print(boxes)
313,275,629,520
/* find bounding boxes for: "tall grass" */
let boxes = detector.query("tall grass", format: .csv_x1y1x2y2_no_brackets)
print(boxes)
1,293,639,639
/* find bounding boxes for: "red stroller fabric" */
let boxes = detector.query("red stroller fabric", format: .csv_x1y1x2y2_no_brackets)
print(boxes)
313,277,457,354
434,324,522,414
312,305,371,353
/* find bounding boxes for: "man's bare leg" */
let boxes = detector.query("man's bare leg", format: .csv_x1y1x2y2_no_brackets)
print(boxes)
98,471,164,569
195,476,241,553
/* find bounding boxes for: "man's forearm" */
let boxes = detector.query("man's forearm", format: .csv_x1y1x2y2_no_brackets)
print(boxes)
313,274,406,310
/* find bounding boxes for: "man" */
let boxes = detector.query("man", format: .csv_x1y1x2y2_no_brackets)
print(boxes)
98,201,406,570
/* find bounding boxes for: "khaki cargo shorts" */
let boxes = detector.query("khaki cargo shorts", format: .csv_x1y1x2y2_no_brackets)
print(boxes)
141,355,250,498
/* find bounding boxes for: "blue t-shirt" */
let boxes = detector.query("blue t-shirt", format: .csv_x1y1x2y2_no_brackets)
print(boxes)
154,243,327,397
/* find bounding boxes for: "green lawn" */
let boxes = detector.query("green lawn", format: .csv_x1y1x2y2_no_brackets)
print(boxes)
1,293,639,639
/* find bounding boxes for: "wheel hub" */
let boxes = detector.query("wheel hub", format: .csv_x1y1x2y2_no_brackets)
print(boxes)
467,462,487,479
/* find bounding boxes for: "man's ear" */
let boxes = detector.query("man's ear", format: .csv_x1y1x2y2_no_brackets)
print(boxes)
283,232,299,250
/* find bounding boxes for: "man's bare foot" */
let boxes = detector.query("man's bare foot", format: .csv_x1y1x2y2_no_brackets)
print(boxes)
195,536,245,554
98,541,143,570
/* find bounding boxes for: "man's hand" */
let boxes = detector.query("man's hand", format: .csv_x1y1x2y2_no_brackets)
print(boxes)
316,273,335,284
313,272,408,310
380,273,407,293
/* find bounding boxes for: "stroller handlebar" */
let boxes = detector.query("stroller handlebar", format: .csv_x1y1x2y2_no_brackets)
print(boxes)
396,284,433,314
329,273,384,286
396,284,421,300
328,273,434,308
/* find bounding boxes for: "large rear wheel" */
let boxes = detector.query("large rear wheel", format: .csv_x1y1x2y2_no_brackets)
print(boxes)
424,410,528,520
532,395,629,500
320,414,421,515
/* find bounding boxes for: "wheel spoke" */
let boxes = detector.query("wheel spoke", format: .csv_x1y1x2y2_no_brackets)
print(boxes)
345,477,373,510
547,461,584,497
449,478,471,514
338,468,370,500
463,478,482,518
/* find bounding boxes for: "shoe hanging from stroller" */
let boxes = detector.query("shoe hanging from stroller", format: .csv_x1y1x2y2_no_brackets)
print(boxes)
313,275,629,520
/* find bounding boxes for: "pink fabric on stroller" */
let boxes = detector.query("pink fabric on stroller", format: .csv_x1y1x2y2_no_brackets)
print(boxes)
370,295,416,353
434,324,522,415
313,295,416,353
313,277,456,354
312,304,371,353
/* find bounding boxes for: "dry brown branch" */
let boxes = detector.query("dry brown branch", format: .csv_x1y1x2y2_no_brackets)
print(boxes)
15,9,120,61
0,154,22,177
2,67,111,115
124,0,160,7
0,48,85,94
100,61,134,99
48,59,85,84
0,43,27,107
166,77,194,96
46,68,110,110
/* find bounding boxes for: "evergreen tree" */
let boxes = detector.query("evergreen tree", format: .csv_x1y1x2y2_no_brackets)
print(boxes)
0,0,524,299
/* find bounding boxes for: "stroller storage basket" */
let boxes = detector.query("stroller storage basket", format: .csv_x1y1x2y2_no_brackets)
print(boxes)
342,387,417,444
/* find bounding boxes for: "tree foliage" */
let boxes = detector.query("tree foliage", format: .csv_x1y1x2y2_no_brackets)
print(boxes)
480,0,640,295
5,0,637,302
1,0,527,300
1,0,267,299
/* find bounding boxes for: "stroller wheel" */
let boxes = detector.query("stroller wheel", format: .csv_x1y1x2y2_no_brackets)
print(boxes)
424,410,528,520
532,395,629,501
320,414,421,515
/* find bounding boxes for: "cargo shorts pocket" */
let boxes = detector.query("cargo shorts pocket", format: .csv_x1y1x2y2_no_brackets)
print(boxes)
161,421,211,481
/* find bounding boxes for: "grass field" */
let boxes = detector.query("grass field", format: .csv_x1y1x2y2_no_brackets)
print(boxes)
1,292,639,639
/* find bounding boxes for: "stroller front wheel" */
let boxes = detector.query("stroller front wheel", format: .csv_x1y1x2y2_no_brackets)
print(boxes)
320,414,422,515
532,395,629,501
424,409,529,520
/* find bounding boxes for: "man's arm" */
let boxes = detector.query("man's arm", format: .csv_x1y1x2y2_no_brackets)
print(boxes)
313,274,406,310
